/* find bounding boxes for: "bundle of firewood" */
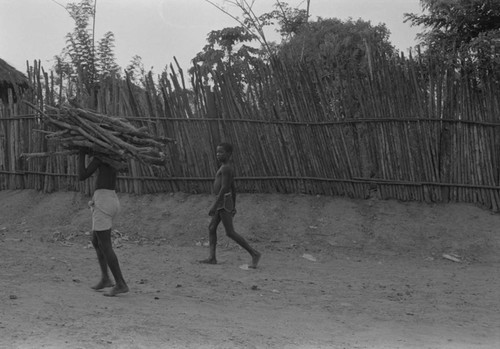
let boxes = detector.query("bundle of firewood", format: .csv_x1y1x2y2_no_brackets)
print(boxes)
23,102,175,168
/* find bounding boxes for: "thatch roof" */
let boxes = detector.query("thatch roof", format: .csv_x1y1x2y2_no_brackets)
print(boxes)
0,58,29,103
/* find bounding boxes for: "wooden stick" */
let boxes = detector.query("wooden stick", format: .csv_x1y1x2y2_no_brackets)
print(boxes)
20,150,79,159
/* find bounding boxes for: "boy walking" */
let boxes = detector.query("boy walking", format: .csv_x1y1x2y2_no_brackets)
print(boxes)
199,143,261,268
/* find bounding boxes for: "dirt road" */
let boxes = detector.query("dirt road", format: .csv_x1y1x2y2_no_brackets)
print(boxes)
1,190,499,348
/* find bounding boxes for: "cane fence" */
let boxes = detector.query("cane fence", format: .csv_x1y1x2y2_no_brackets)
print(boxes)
1,54,500,210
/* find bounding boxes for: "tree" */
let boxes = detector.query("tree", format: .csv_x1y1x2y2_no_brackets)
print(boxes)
259,0,309,41
56,0,96,88
190,26,264,84
204,0,274,56
96,31,120,81
277,17,395,78
203,1,310,57
196,1,396,119
53,0,120,100
204,1,394,75
404,0,500,67
125,55,146,86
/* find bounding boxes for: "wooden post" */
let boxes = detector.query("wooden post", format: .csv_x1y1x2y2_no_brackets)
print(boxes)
205,85,220,147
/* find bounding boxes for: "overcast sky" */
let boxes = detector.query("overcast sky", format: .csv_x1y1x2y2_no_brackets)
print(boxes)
0,0,423,74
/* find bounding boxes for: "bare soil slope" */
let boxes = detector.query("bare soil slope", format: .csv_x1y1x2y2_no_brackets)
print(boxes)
1,190,499,348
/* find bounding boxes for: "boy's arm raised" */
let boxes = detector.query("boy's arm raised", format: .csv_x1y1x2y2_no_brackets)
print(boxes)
78,149,101,181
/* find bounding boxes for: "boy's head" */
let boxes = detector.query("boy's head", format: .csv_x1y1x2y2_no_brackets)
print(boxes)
218,142,233,154
216,142,233,163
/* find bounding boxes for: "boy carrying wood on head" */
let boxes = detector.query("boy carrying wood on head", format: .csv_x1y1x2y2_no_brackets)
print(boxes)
78,149,129,296
199,142,261,268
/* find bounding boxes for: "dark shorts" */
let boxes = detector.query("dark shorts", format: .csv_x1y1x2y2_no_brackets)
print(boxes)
216,192,234,213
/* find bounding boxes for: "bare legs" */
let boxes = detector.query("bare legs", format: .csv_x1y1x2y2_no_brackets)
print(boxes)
199,211,261,268
91,230,129,296
198,214,220,264
91,231,114,290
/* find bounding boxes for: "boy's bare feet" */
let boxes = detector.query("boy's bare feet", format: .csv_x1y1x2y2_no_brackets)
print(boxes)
249,251,261,269
104,284,129,297
91,279,114,290
199,258,217,265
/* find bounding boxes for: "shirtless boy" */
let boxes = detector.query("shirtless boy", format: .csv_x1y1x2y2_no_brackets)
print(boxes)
78,149,129,296
199,142,261,268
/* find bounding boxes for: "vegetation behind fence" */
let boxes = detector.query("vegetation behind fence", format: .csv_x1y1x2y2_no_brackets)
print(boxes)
1,54,500,210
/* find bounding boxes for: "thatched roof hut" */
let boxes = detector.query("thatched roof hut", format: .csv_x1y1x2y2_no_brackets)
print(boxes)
0,58,29,104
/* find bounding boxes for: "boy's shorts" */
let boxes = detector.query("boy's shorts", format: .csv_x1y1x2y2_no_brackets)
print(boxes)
216,192,235,213
89,189,120,231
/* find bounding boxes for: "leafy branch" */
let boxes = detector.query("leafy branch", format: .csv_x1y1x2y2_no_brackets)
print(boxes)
203,0,273,56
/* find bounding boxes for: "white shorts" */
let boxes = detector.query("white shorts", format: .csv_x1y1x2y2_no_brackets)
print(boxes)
89,189,120,231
